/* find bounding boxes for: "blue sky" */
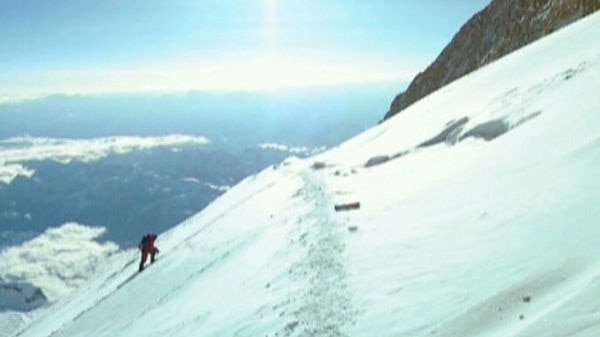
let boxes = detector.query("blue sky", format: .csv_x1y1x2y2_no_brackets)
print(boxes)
0,0,491,100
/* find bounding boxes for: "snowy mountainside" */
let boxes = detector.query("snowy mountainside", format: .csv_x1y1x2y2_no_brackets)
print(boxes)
385,0,600,120
11,11,600,337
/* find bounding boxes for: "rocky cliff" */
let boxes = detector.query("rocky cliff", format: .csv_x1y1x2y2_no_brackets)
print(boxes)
384,0,600,120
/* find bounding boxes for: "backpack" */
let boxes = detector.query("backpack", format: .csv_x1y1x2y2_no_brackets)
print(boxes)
138,235,149,250
138,233,156,250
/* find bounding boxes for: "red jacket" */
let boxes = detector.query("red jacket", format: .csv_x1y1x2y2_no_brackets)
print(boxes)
139,233,157,252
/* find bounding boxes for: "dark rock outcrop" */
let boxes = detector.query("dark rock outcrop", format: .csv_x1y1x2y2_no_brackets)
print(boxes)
384,0,600,120
364,155,391,168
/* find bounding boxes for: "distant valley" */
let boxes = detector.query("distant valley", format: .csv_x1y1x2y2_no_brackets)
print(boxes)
0,83,402,249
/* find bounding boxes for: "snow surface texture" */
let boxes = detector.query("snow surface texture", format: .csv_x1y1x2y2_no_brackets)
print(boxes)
0,135,209,184
9,12,600,337
0,313,29,337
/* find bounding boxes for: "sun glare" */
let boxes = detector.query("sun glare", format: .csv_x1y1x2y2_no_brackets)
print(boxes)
2,0,417,99
2,53,412,100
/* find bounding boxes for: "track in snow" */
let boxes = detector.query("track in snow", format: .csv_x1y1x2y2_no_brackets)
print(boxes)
271,170,357,337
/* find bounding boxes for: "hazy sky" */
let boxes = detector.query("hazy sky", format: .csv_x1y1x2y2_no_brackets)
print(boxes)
1,0,491,100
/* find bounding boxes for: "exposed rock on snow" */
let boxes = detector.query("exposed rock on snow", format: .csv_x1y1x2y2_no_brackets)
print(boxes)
364,155,391,168
311,161,327,170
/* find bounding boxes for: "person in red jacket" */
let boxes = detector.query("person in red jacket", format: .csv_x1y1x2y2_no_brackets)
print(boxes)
138,233,159,272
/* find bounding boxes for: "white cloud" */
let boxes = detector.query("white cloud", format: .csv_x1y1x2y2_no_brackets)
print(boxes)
0,135,210,185
0,223,121,302
0,164,35,185
182,177,201,184
205,182,230,192
257,142,326,155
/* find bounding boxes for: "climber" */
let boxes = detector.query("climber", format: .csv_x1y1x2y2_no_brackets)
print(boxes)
138,232,159,272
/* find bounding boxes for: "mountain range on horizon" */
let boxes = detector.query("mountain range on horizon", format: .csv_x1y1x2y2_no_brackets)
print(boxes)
0,83,396,252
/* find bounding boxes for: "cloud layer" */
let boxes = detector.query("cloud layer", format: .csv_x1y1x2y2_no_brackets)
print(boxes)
0,223,121,302
0,135,210,184
257,142,326,155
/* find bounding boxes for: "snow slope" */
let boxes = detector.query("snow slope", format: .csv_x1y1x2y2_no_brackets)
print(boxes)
10,11,600,337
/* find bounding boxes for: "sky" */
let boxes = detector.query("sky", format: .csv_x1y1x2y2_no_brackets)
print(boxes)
0,0,491,100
